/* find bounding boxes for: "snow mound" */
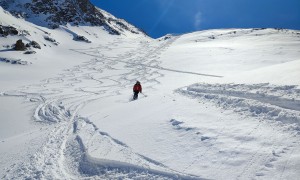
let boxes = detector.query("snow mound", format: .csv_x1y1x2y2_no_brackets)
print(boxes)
73,117,201,179
178,83,300,129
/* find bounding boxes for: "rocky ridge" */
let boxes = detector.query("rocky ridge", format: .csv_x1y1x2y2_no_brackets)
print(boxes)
0,0,144,36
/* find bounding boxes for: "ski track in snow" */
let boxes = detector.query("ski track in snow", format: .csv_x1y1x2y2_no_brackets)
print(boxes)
2,32,300,179
2,36,205,179
178,83,300,127
177,83,300,179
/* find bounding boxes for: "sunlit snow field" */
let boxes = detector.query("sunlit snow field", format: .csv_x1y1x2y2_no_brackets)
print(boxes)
1,6,300,179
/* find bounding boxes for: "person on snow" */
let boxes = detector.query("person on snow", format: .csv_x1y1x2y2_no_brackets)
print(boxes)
133,81,142,100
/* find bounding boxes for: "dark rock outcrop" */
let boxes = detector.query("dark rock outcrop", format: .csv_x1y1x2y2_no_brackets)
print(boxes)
44,36,56,42
74,35,91,43
25,41,41,49
0,57,29,65
29,41,41,49
44,36,59,45
0,25,19,36
14,39,26,51
24,50,36,54
29,0,105,28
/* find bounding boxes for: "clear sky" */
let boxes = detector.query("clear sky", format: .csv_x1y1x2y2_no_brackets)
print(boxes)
90,0,300,38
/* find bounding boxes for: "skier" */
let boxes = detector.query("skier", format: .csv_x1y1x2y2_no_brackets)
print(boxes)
133,81,142,100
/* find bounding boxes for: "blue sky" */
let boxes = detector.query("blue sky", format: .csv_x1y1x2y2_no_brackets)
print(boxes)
91,0,300,38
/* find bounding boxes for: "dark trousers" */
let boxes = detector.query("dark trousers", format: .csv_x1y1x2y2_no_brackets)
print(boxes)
133,91,139,100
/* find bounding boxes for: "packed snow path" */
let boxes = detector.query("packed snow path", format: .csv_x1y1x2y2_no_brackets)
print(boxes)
2,31,300,179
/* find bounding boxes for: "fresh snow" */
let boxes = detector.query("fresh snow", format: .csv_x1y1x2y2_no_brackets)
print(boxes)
1,6,300,179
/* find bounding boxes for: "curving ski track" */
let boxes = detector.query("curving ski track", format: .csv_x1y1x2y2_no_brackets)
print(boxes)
2,37,205,179
2,34,300,179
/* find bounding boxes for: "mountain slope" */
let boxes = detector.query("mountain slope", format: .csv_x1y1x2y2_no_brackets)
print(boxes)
1,1,300,179
0,0,144,35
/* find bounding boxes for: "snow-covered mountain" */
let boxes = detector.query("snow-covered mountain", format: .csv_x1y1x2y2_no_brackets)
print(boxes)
0,0,144,35
1,1,300,179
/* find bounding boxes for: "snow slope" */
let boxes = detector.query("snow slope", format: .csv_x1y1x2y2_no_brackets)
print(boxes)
1,5,300,179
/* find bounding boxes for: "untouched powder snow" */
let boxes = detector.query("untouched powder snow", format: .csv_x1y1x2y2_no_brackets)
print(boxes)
221,59,300,85
1,8,300,179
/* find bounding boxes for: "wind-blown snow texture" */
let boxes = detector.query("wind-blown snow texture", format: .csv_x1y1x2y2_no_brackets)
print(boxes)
1,3,300,179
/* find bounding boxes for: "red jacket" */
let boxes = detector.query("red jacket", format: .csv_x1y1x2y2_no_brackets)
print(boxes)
133,84,142,92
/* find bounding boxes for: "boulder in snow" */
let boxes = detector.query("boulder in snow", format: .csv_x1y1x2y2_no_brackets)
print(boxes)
24,50,36,54
29,41,41,49
14,39,26,51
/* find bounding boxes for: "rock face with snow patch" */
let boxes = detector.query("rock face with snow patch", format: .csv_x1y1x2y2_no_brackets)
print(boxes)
0,25,18,36
0,0,144,35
